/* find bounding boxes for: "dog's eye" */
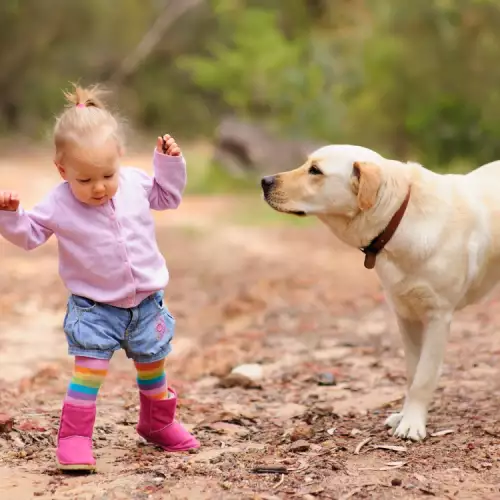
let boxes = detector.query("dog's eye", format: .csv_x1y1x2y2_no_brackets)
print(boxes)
308,165,323,175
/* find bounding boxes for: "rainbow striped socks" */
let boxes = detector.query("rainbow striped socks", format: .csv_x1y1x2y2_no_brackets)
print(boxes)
65,356,109,406
134,359,168,400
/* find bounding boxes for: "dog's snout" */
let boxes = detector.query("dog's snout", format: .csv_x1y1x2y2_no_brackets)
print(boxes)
261,175,276,194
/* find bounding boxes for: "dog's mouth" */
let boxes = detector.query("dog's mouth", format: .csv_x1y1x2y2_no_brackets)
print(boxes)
264,198,307,217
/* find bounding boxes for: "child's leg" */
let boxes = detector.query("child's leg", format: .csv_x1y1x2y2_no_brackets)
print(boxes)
129,292,199,451
65,356,110,406
134,358,199,451
134,359,168,400
56,356,110,471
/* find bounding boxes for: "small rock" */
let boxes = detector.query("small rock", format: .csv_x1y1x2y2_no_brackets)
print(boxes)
219,364,263,389
290,424,314,442
330,461,343,471
391,478,402,486
290,440,310,453
221,481,232,490
317,372,337,386
0,414,14,434
232,363,263,379
223,363,263,388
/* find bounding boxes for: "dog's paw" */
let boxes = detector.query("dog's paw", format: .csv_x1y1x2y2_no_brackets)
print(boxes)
384,412,403,429
393,414,427,441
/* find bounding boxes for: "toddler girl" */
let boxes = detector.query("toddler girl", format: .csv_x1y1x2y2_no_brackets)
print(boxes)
0,84,200,471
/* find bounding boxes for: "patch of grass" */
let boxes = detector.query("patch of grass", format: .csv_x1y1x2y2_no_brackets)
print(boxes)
185,163,258,195
181,142,257,195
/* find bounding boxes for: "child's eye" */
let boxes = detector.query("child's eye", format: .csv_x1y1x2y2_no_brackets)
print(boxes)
104,174,115,179
77,179,91,184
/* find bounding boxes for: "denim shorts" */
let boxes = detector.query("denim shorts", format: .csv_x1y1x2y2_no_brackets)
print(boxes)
63,290,175,362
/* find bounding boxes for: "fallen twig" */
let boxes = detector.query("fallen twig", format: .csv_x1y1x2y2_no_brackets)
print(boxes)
430,429,454,437
251,466,288,475
354,437,372,454
272,473,286,489
372,444,407,452
359,461,406,471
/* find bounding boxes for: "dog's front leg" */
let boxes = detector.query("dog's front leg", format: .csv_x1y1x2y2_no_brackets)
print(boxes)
385,315,424,430
392,314,450,441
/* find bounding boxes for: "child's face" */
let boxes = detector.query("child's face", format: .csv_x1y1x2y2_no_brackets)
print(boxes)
57,139,121,206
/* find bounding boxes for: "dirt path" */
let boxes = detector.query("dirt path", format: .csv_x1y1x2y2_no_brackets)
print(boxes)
1,153,500,499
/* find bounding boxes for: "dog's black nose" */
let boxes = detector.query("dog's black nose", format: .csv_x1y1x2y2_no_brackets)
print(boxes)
261,175,275,193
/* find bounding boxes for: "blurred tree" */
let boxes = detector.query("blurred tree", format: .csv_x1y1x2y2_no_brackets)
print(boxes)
2,0,500,168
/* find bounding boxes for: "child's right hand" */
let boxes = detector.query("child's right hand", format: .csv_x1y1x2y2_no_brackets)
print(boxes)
0,191,20,211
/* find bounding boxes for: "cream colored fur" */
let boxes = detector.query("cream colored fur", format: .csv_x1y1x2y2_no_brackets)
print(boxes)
262,144,500,441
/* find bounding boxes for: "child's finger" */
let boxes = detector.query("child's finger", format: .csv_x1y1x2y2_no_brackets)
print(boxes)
0,191,9,207
10,192,19,208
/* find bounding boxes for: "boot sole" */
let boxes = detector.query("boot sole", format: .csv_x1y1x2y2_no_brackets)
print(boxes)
137,432,200,452
56,460,96,472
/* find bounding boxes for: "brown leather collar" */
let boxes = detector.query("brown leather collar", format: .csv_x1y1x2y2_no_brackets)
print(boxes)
360,187,411,269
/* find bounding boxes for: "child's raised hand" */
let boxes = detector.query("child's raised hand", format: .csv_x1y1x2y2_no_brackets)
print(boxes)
0,190,20,211
157,134,181,157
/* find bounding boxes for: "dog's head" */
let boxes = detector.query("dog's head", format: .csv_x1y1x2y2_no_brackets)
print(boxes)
261,145,385,217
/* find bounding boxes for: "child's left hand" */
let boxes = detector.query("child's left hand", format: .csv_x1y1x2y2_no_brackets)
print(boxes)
157,134,181,156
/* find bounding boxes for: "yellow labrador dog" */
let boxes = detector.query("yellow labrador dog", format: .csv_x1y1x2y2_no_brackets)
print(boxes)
261,144,500,441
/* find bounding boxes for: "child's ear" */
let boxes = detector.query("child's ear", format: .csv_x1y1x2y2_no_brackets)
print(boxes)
55,161,67,180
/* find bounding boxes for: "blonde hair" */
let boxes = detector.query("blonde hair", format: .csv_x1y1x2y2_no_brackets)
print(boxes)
54,83,124,162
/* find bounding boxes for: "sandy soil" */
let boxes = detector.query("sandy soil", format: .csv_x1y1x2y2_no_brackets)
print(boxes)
1,152,500,499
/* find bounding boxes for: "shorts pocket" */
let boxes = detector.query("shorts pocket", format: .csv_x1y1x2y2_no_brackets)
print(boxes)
64,298,121,353
152,291,175,322
71,295,97,312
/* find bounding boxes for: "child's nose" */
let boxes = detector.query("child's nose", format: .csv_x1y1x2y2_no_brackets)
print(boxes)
93,183,105,194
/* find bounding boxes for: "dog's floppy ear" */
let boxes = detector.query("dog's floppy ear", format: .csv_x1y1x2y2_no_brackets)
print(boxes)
351,161,381,211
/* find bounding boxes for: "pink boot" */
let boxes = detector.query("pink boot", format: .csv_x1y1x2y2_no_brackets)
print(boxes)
137,388,200,452
56,403,97,471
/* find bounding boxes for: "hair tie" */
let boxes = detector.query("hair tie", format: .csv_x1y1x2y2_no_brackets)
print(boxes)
77,103,85,108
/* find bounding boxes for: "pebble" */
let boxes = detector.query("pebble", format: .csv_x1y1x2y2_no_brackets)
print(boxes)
290,440,311,452
219,363,264,389
290,424,314,442
391,478,402,486
0,414,14,434
317,372,337,386
231,363,263,380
